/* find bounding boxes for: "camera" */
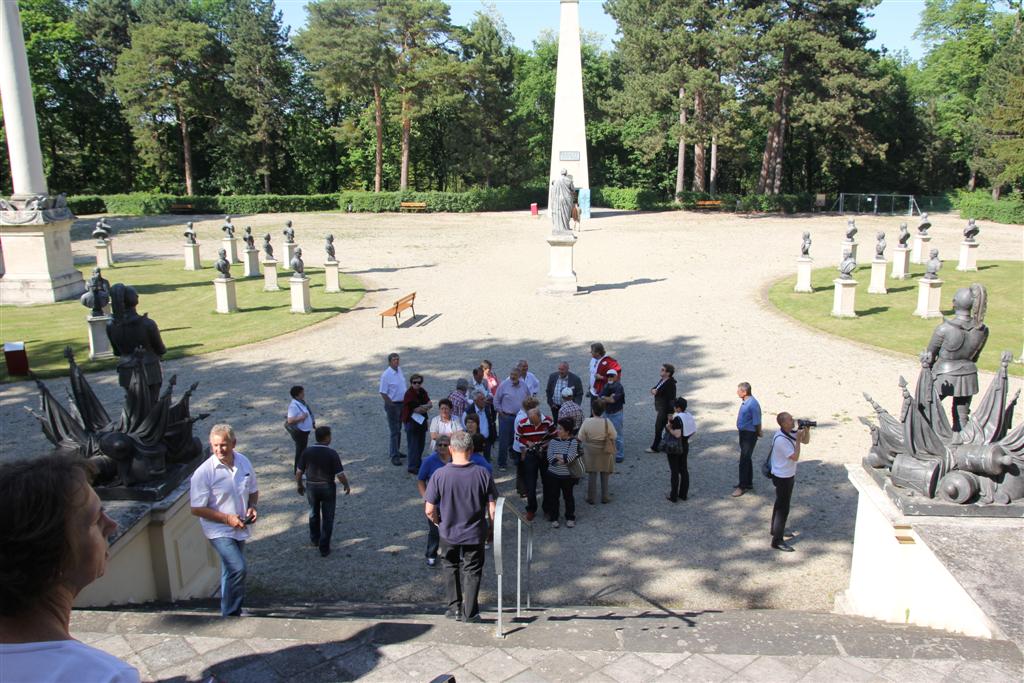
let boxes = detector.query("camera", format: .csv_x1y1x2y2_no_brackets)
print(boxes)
797,419,817,429
240,513,256,526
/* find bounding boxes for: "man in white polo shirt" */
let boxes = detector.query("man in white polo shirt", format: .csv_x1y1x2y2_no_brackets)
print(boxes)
190,424,259,617
379,352,407,466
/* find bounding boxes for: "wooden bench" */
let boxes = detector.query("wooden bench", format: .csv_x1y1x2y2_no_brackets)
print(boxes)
380,292,416,327
169,203,194,214
694,200,722,210
399,201,427,212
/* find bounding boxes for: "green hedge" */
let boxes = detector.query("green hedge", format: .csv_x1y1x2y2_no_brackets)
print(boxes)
591,188,817,213
67,195,106,214
953,190,1024,225
338,187,545,212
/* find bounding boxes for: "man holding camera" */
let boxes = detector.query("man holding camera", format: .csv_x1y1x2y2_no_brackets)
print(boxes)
768,413,811,552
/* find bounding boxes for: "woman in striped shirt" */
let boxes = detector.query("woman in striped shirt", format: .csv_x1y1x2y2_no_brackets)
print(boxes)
545,418,582,528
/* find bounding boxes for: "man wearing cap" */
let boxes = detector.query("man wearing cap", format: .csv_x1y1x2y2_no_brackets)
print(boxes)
599,368,626,463
588,343,621,413
447,379,471,420
546,361,584,418
557,387,584,433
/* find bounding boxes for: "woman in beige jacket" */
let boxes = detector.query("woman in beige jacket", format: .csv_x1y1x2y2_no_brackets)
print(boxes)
578,401,617,504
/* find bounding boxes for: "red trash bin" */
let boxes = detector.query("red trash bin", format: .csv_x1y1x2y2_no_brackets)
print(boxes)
530,202,538,217
4,342,29,376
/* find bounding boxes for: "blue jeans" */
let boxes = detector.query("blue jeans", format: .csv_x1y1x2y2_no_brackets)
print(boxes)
738,430,757,490
384,402,403,458
405,421,427,473
607,410,624,462
497,414,516,467
306,482,337,552
209,537,246,617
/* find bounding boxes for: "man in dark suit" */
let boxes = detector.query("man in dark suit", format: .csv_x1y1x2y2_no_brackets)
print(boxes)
646,364,678,453
465,391,497,461
545,362,584,418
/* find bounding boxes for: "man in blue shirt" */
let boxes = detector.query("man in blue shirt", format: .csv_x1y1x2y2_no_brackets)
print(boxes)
417,435,451,566
733,382,762,497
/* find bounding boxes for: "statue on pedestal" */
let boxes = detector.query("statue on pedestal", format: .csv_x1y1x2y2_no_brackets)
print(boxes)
106,284,166,402
183,221,197,245
838,249,856,279
924,249,941,280
243,226,256,250
262,233,274,259
80,268,110,316
325,234,336,262
800,231,812,257
221,216,235,238
215,249,231,279
283,220,295,244
963,218,979,242
291,247,305,276
927,285,990,431
897,222,910,247
875,231,887,258
845,218,857,241
92,218,112,242
550,168,576,235
917,213,931,235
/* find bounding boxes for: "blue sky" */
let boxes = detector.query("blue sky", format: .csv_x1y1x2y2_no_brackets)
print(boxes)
276,0,928,61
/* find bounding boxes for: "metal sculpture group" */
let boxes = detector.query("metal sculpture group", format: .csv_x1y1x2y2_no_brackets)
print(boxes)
862,283,1023,507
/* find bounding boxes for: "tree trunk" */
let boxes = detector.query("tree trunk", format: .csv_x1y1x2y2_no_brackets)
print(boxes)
373,83,383,192
771,91,788,195
992,184,1002,200
692,90,705,192
399,92,411,191
179,112,194,196
967,169,977,192
709,134,718,195
758,47,791,194
756,111,779,194
262,140,271,193
674,86,686,200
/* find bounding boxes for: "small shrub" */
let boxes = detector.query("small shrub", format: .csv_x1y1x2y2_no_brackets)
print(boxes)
953,190,1024,225
101,193,178,215
67,195,106,214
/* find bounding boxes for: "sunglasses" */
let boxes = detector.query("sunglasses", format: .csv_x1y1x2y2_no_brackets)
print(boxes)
411,380,422,384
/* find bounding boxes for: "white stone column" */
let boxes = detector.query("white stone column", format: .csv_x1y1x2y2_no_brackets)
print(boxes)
95,242,111,269
262,259,280,291
105,238,115,265
914,278,943,318
891,246,911,280
841,240,858,264
0,1,47,197
222,236,240,264
831,278,858,317
290,275,311,313
86,315,113,360
911,234,931,264
184,243,201,270
213,278,238,314
548,0,589,191
324,261,340,293
868,258,888,294
539,234,578,296
242,248,260,277
957,241,979,272
794,257,813,293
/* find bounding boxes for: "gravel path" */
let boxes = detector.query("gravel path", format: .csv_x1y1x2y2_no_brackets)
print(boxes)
3,209,1021,613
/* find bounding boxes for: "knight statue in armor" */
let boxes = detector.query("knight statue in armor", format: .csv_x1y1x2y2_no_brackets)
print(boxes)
106,284,167,403
926,285,989,431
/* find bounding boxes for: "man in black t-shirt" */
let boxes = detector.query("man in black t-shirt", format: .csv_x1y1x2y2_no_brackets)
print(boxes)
424,431,498,623
296,426,350,557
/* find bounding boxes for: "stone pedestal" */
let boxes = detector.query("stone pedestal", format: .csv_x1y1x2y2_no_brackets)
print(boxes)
262,259,279,291
74,482,219,607
95,241,111,269
891,246,911,280
831,278,857,317
324,260,340,293
86,314,113,360
0,214,86,304
914,278,943,318
539,233,579,296
222,236,240,264
242,248,260,277
284,242,298,266
105,239,114,265
213,277,237,314
911,234,931,264
957,241,979,272
868,258,888,294
841,240,858,263
290,275,311,313
183,243,201,270
794,257,813,293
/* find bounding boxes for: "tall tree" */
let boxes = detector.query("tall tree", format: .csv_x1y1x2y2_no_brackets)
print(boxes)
974,8,1024,197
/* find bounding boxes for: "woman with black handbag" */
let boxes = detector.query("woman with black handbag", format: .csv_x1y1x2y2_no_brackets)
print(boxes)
545,418,583,528
664,397,696,502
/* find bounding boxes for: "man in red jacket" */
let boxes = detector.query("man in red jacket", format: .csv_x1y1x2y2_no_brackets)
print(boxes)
588,342,621,414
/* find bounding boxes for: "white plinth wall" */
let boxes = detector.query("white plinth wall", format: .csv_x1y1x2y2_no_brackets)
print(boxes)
262,260,279,291
868,258,888,294
95,242,111,269
183,243,201,270
540,234,579,295
914,278,943,318
242,248,260,277
892,246,911,279
831,278,858,317
836,466,1001,639
214,277,237,314
911,234,931,264
325,261,340,293
290,276,312,313
957,241,979,272
284,243,298,267
86,315,113,360
794,257,813,293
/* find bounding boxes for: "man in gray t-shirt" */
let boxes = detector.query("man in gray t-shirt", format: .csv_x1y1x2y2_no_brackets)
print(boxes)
424,431,497,623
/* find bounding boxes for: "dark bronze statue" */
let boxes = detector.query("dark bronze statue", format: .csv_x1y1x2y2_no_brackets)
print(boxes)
927,285,990,431
875,231,886,259
897,222,910,247
243,226,256,250
845,218,857,241
106,284,167,405
80,268,110,316
283,220,295,244
800,231,811,257
291,247,305,276
963,218,980,242
183,221,197,245
92,218,112,242
221,215,235,238
215,248,231,279
262,233,274,259
325,234,336,262
917,213,931,235
838,249,856,279
924,248,941,280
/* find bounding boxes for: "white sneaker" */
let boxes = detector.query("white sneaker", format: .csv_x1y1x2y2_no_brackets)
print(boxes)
551,520,560,528
566,520,575,528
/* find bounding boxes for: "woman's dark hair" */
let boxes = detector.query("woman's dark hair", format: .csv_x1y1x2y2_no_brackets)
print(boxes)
674,397,688,411
471,433,486,453
591,401,606,417
438,398,453,409
0,454,95,616
290,385,304,399
663,364,675,377
409,373,424,384
557,417,575,433
464,413,480,427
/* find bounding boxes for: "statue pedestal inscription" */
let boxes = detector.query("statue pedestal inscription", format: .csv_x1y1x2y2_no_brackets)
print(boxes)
868,258,888,294
213,277,237,314
183,243,201,270
831,278,858,318
914,278,943,318
262,259,279,291
957,241,979,272
841,240,858,264
290,275,311,313
891,246,911,279
539,234,578,296
324,260,340,293
95,242,111,269
86,314,113,360
222,236,240,264
911,234,931,264
242,248,259,278
284,242,298,267
794,257,813,293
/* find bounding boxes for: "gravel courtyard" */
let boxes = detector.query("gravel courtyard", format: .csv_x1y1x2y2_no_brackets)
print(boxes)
2,208,1020,614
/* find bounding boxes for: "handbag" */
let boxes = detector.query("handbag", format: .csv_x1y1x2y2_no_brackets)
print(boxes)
661,423,684,456
603,419,617,459
567,439,586,478
763,432,792,479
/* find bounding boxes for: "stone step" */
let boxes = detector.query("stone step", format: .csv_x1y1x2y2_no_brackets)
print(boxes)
72,604,1023,683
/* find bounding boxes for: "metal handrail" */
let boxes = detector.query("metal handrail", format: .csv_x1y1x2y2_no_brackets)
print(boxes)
493,496,533,638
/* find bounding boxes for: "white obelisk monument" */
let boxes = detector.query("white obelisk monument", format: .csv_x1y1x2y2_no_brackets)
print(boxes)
0,1,85,304
542,0,588,296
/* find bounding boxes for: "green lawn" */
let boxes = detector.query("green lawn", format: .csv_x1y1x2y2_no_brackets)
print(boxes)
768,260,1023,376
0,260,364,381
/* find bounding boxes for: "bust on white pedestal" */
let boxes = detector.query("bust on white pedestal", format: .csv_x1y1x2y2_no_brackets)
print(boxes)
832,278,858,317
184,243,201,270
95,241,111,269
262,259,279,291
911,234,931,264
795,257,813,293
242,248,260,277
891,246,911,279
86,315,113,359
290,276,311,313
213,277,237,313
222,236,240,264
914,278,943,318
324,261,340,293
957,241,979,272
868,258,888,294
